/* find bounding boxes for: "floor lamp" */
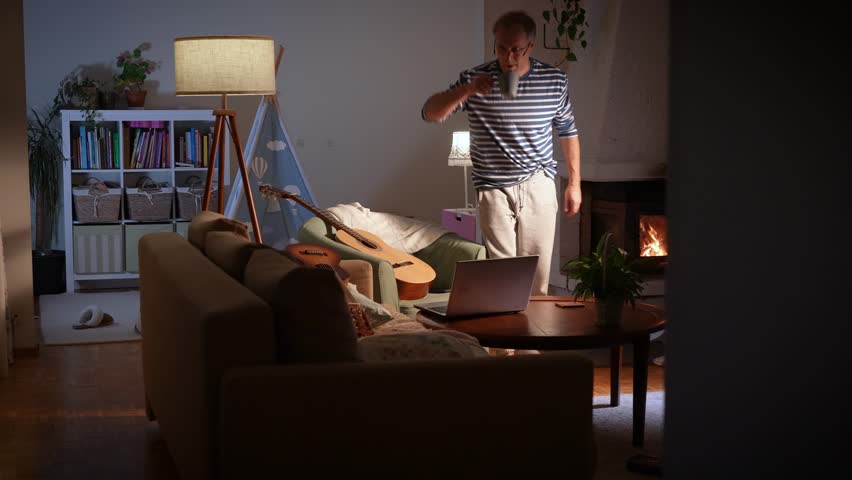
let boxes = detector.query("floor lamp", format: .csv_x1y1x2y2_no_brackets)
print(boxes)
174,35,277,243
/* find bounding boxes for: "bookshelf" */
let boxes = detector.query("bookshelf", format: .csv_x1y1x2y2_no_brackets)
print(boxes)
61,109,230,292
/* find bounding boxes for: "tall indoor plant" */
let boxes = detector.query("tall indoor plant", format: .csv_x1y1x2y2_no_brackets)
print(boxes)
563,232,643,326
28,94,66,294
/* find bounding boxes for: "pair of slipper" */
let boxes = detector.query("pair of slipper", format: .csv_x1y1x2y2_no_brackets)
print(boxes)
72,305,115,330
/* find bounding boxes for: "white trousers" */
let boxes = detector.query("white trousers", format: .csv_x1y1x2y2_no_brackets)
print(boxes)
477,172,557,296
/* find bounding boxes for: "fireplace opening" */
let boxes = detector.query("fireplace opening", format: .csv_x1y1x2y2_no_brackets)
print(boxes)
639,215,668,257
577,179,667,276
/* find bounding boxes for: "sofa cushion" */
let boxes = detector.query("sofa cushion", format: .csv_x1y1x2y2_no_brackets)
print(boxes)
243,248,359,364
188,211,250,252
204,231,268,282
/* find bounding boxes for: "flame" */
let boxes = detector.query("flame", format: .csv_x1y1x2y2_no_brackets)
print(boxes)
640,217,668,257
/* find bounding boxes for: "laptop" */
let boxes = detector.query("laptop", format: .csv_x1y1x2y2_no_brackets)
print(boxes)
414,255,538,319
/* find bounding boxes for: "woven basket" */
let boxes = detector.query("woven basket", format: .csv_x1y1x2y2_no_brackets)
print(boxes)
176,176,218,219
126,177,174,221
72,179,122,223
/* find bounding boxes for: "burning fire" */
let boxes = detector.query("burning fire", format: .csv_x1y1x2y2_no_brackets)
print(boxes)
640,216,668,257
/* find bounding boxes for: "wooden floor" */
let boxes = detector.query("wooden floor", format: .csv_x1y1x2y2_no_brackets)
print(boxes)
0,341,664,479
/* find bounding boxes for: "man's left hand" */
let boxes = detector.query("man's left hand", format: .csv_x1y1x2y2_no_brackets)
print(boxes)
564,184,582,216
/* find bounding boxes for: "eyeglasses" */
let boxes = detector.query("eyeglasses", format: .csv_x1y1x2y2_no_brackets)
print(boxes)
493,41,531,57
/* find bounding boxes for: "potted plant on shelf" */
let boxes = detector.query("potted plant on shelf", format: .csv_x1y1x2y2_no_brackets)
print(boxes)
114,42,159,108
58,71,102,124
563,232,644,327
27,95,66,295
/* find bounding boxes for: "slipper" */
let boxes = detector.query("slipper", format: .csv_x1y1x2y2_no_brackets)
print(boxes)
73,305,115,329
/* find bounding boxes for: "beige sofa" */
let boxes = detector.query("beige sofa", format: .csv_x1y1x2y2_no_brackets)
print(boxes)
140,212,596,479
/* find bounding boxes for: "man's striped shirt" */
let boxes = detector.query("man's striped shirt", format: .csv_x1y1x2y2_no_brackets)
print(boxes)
449,58,578,189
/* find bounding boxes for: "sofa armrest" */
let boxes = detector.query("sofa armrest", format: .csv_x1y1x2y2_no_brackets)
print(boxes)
298,217,400,311
414,233,486,291
139,232,276,480
220,353,596,479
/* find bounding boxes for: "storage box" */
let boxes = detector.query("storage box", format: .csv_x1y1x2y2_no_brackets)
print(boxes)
124,223,175,273
73,225,123,273
441,208,480,243
72,183,122,223
126,184,174,221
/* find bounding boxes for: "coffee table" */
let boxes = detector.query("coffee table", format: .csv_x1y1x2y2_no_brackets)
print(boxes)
416,296,666,446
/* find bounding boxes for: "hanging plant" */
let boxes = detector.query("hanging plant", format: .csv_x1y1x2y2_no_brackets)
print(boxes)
542,0,589,65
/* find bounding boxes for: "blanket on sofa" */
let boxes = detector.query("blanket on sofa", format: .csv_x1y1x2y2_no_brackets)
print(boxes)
325,202,451,253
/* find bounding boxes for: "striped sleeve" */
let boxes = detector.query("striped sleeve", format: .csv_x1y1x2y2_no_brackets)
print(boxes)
553,78,578,138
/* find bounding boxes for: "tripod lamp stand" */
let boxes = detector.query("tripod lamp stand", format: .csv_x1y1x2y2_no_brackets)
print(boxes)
174,35,276,243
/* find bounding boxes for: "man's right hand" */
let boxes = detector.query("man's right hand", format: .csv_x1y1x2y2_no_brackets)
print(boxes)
467,74,494,97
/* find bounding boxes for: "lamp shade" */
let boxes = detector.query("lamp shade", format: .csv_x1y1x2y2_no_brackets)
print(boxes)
447,131,472,167
174,36,276,96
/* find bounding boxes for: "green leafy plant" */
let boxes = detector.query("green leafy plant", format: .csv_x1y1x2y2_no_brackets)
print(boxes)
542,0,589,65
115,42,159,91
563,232,643,308
58,71,102,123
27,106,63,253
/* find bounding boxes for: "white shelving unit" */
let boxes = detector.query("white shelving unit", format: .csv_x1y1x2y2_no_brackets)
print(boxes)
61,109,230,292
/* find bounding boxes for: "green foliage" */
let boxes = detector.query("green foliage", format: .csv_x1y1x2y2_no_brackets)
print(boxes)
115,42,159,91
563,232,644,307
27,107,63,251
57,71,102,124
542,0,589,65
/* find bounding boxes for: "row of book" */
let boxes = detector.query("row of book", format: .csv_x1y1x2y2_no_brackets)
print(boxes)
70,126,120,170
70,125,220,171
175,127,218,168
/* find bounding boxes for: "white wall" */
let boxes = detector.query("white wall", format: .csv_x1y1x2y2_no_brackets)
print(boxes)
24,0,484,250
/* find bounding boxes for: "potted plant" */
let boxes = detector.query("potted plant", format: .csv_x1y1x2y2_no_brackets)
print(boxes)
563,232,644,327
58,71,102,124
542,0,590,66
114,42,159,108
28,96,66,294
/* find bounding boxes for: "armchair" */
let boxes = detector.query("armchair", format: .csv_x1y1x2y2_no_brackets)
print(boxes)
298,216,485,314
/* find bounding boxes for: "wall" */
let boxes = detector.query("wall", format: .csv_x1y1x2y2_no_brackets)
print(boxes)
1,0,37,350
24,0,484,252
666,3,849,477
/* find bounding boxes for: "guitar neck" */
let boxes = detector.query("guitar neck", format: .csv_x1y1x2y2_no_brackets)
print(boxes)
260,185,368,243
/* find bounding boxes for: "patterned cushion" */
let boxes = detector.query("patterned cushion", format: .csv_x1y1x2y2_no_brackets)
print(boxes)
357,330,488,362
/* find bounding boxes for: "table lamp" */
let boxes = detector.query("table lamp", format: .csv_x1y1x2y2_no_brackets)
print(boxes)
174,35,276,243
447,131,473,208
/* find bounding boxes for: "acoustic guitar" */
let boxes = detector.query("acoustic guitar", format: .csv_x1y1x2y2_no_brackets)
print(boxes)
285,243,350,284
259,183,436,300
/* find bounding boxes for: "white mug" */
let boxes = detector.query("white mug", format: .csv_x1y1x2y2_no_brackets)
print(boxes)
498,71,519,99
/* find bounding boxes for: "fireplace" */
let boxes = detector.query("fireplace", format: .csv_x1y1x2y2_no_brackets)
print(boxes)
579,179,667,275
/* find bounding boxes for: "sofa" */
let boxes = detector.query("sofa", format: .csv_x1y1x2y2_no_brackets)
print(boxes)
298,215,486,315
140,211,596,479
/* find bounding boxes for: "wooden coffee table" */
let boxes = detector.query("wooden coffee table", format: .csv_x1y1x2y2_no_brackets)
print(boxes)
417,296,666,446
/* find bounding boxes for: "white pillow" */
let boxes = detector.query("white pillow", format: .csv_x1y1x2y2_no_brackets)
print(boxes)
345,283,396,328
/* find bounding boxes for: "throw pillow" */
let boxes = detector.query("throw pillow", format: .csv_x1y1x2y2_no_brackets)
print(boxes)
243,248,359,364
342,282,395,329
204,231,268,282
187,210,250,252
357,330,488,362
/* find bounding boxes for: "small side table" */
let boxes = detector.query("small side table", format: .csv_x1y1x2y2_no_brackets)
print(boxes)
441,208,480,243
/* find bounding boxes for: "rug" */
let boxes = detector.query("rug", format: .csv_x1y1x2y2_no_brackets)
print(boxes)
593,392,665,479
38,290,141,346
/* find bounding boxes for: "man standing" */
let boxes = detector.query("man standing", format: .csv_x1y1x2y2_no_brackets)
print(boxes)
422,10,581,296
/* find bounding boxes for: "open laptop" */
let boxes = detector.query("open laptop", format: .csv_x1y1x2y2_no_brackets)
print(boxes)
414,255,538,319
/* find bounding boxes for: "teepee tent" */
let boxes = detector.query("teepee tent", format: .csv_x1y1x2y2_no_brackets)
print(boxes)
224,46,317,249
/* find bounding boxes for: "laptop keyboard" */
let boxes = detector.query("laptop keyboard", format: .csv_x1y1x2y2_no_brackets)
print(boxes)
428,305,448,315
